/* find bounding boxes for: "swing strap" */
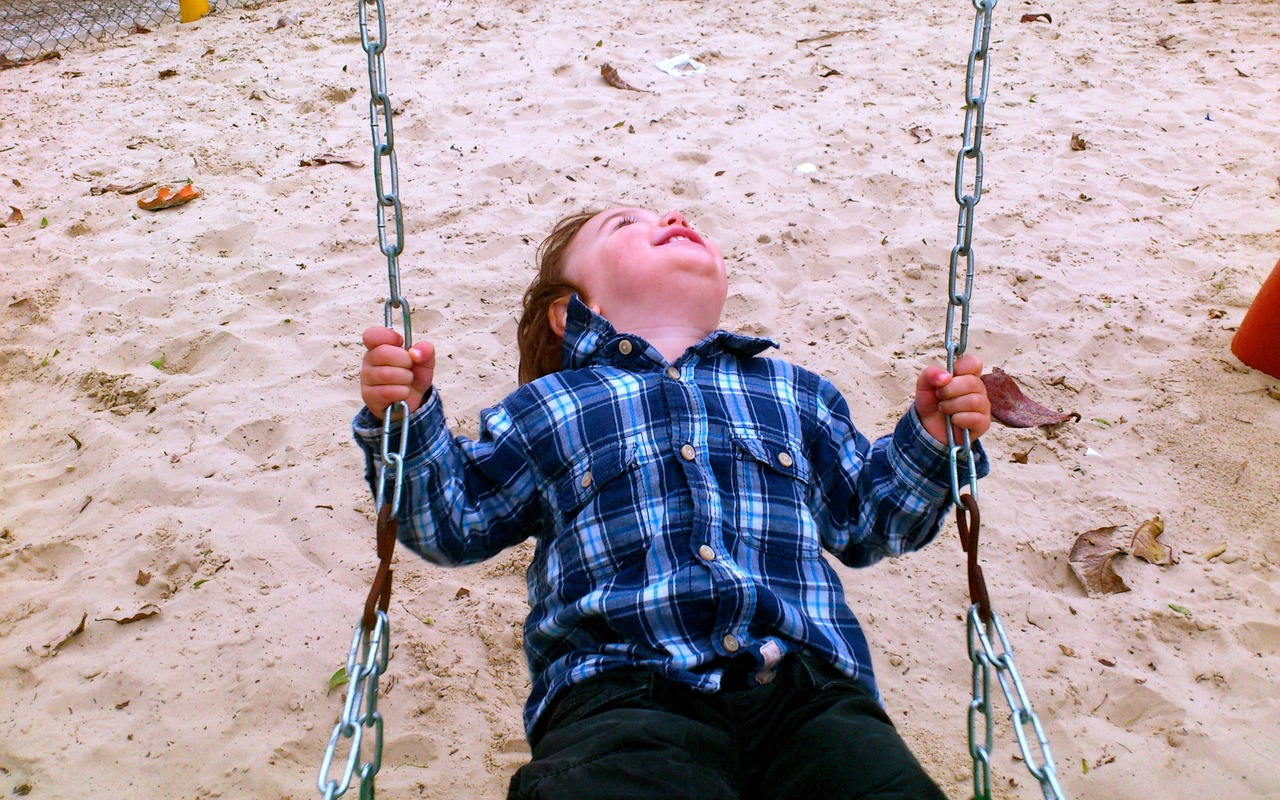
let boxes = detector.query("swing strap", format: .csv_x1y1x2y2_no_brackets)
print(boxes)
954,494,991,623
362,504,398,629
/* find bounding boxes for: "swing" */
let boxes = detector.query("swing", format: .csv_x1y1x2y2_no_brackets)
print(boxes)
315,1,1068,798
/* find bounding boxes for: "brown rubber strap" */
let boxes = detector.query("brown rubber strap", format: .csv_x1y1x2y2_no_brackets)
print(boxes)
362,504,398,629
955,493,992,623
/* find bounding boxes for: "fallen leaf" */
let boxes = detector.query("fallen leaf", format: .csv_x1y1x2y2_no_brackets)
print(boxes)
136,570,152,586
46,612,88,656
97,604,160,624
158,68,178,79
797,29,853,44
299,153,364,167
1168,603,1192,617
91,181,156,196
1,206,23,227
328,667,349,694
132,23,151,34
1130,516,1174,565
1069,527,1130,597
1059,644,1077,657
455,587,471,599
1020,13,1052,23
982,368,1080,428
1011,445,1036,464
273,15,299,29
1070,133,1089,151
1098,657,1116,667
1157,35,1177,50
908,125,932,143
137,184,201,211
600,63,648,93
0,51,60,70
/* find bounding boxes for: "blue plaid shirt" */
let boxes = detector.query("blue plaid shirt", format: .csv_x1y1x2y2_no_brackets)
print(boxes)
353,297,987,736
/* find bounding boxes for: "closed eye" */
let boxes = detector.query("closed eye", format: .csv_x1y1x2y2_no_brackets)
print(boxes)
612,215,638,231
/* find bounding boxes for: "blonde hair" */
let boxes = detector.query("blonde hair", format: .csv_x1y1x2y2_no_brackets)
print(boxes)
516,209,602,384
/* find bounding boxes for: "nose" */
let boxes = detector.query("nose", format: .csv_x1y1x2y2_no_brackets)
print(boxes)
659,210,688,228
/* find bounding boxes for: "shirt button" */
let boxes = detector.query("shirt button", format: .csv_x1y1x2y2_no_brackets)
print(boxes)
580,471,593,489
618,340,633,355
722,634,740,653
680,444,696,461
666,366,680,380
777,451,794,468
698,544,716,561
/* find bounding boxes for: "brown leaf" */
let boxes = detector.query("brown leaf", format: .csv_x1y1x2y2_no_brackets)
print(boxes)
454,587,471,599
2,206,23,227
600,63,648,93
1020,13,1052,23
158,68,178,79
91,181,156,196
908,125,932,144
1011,446,1035,464
97,604,161,624
137,184,201,211
1070,133,1089,151
1129,516,1174,565
0,50,60,70
982,368,1080,428
1059,644,1077,658
1070,527,1130,596
797,29,854,45
1098,657,1116,667
300,153,364,168
46,612,88,656
136,570,153,586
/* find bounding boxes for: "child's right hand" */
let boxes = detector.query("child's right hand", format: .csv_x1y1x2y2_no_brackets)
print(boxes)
360,326,436,421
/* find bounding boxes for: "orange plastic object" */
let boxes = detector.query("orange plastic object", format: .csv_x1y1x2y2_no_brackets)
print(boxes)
1231,257,1280,379
137,184,201,211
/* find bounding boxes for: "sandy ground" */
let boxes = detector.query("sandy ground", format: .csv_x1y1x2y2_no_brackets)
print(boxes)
2,0,1279,797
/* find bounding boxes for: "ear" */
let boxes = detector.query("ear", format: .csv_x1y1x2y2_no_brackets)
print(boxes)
547,296,570,338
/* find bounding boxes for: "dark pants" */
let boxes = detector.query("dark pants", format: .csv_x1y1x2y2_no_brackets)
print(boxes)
508,654,947,800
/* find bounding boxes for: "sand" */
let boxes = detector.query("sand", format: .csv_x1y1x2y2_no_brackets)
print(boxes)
2,0,1278,797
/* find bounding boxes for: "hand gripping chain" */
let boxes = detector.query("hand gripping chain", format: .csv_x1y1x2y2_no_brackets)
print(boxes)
318,0,410,796
943,2,1066,798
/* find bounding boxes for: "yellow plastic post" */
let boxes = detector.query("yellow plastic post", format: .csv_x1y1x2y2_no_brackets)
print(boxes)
179,0,210,23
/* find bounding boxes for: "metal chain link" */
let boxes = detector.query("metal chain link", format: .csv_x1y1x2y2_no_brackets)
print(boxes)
318,0,412,796
943,1,1067,798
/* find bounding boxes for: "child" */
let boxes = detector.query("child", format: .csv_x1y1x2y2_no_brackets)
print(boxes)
355,207,991,799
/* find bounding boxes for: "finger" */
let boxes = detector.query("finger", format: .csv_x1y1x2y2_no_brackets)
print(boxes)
937,391,991,419
362,326,403,351
408,341,436,366
363,383,412,409
366,342,415,370
362,363,416,388
934,374,988,401
916,365,951,392
952,353,984,378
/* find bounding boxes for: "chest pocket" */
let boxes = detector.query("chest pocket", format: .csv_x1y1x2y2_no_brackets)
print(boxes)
551,443,647,583
730,431,820,559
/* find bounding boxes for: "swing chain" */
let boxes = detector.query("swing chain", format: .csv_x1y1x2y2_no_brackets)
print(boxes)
318,0,412,796
944,1,1066,798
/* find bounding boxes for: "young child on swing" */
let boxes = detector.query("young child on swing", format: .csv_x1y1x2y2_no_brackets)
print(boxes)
355,206,992,799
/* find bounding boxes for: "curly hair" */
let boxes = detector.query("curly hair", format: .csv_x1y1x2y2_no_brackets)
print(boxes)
516,209,602,384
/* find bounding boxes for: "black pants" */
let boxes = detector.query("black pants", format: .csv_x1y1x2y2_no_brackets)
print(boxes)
508,654,947,800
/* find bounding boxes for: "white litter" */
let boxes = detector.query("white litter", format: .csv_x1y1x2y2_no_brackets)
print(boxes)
657,54,706,77
1084,447,1101,457
795,163,818,174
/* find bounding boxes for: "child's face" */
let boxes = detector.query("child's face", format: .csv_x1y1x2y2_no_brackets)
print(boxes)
561,207,728,327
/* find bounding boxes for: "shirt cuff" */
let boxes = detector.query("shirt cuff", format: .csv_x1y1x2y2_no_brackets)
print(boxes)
352,389,451,470
889,407,990,502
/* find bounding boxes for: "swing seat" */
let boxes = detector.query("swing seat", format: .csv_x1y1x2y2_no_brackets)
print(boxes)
1232,257,1280,380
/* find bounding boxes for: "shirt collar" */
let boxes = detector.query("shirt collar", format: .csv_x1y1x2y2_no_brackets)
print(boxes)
561,294,778,370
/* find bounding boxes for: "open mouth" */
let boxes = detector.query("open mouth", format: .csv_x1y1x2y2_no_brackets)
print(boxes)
655,226,705,247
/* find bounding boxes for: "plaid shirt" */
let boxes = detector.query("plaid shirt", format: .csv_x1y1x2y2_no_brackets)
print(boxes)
353,297,987,736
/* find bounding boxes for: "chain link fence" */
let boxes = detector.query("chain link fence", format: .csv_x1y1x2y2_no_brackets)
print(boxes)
1,0,263,66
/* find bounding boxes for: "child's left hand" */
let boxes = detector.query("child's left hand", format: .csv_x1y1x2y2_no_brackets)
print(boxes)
914,354,991,446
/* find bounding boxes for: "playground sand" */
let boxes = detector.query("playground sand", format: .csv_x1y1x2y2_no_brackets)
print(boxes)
2,0,1278,796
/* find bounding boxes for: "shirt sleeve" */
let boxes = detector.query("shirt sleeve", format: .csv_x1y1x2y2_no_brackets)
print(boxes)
806,377,989,568
351,390,545,566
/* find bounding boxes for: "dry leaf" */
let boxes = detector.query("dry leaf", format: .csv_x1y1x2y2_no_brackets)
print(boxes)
1129,516,1174,565
1157,35,1177,50
1070,133,1089,151
136,570,153,586
1059,644,1077,658
1069,527,1130,597
46,612,88,656
273,15,299,29
909,125,932,143
0,51,60,70
797,29,853,44
137,184,201,211
1011,445,1036,464
300,153,364,168
1020,13,1052,23
454,587,471,599
158,68,178,79
1199,542,1227,561
91,181,156,196
982,368,1080,428
97,604,160,624
2,206,23,227
600,63,648,93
